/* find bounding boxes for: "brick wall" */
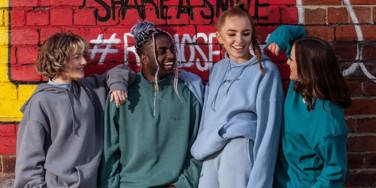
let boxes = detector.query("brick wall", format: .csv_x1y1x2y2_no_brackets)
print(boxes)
0,0,375,187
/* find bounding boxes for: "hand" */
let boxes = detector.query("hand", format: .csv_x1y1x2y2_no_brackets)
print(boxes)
110,90,128,106
267,42,280,56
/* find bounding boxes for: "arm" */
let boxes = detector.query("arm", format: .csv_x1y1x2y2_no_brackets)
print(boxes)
15,106,48,188
247,63,284,188
172,99,203,188
266,25,306,57
83,64,136,104
311,135,347,188
99,100,122,188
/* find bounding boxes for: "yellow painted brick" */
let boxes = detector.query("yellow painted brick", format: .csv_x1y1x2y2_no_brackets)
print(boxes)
0,0,8,8
0,99,21,122
0,64,9,81
0,29,8,45
0,83,17,100
0,45,8,63
18,84,37,105
1,9,9,26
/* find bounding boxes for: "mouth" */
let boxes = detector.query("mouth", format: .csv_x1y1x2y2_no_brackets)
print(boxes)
232,45,246,52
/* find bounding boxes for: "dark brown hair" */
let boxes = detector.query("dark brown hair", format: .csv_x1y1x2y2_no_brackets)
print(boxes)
36,32,88,79
216,3,265,74
293,37,351,110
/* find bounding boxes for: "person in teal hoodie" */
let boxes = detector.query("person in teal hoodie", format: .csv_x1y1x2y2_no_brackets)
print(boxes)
190,4,284,188
266,25,352,188
99,21,203,188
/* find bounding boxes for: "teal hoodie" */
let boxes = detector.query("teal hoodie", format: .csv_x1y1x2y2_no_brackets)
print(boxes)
267,25,348,188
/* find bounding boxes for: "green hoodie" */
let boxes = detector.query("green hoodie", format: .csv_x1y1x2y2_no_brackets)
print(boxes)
100,73,202,188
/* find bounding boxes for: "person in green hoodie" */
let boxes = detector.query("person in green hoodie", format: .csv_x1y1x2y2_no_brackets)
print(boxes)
266,26,352,188
99,21,203,188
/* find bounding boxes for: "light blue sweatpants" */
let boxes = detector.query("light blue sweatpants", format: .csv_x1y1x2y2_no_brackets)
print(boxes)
198,137,254,188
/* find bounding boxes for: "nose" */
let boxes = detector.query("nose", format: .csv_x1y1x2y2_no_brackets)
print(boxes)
81,56,88,66
167,48,175,59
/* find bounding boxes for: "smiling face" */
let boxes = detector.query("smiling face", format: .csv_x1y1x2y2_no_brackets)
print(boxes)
54,47,87,83
142,33,176,80
217,15,253,64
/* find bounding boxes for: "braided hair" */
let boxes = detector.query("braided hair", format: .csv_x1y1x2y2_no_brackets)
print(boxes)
131,21,180,116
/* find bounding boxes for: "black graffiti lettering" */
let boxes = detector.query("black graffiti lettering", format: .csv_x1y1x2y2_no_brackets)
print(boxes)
94,0,111,22
86,0,270,23
159,0,171,19
201,0,214,23
177,0,193,19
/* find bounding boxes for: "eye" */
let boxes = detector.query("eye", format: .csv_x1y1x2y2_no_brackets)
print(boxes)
227,33,236,37
243,32,250,36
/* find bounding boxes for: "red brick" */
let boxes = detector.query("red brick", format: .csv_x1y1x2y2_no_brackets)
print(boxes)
268,0,296,5
281,7,298,24
145,5,167,25
10,9,25,26
190,7,216,25
26,10,49,26
363,80,376,96
10,64,42,82
11,0,38,7
302,0,341,5
256,6,280,24
39,0,83,6
346,98,376,115
257,26,279,42
64,27,103,41
357,118,376,133
328,7,348,24
304,8,326,25
346,170,376,187
39,28,64,43
11,29,38,45
333,43,357,61
362,25,376,40
2,155,16,173
364,44,376,61
306,26,334,41
167,7,189,25
352,7,372,24
346,119,357,133
0,125,17,155
347,135,376,152
350,0,376,5
364,153,376,168
335,26,357,41
16,46,38,65
51,8,73,26
119,9,141,27
345,79,363,97
73,8,96,25
374,7,376,24
347,153,365,169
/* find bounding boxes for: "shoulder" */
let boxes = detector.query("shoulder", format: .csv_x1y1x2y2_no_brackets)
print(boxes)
314,100,348,137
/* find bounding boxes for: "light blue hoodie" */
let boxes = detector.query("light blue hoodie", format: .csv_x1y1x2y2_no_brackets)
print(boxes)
191,53,284,188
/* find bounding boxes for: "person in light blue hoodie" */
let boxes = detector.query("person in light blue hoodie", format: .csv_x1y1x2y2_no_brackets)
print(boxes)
190,4,284,188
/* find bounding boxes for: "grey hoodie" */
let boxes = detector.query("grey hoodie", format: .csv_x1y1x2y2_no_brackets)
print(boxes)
15,65,133,188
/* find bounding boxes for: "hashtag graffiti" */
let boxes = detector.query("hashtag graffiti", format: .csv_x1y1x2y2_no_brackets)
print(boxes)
89,33,121,64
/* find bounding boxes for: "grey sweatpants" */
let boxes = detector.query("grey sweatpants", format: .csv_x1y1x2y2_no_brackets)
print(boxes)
198,137,254,188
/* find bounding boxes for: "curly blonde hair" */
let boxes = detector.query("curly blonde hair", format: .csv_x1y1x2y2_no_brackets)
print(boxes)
36,32,88,79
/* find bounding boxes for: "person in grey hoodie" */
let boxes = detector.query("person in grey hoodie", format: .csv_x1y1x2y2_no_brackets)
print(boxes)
15,32,132,188
190,4,284,188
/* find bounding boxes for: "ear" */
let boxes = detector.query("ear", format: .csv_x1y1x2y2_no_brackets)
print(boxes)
216,31,223,45
141,54,148,65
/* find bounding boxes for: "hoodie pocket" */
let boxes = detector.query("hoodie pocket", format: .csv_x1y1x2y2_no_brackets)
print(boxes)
74,158,100,188
45,171,78,188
